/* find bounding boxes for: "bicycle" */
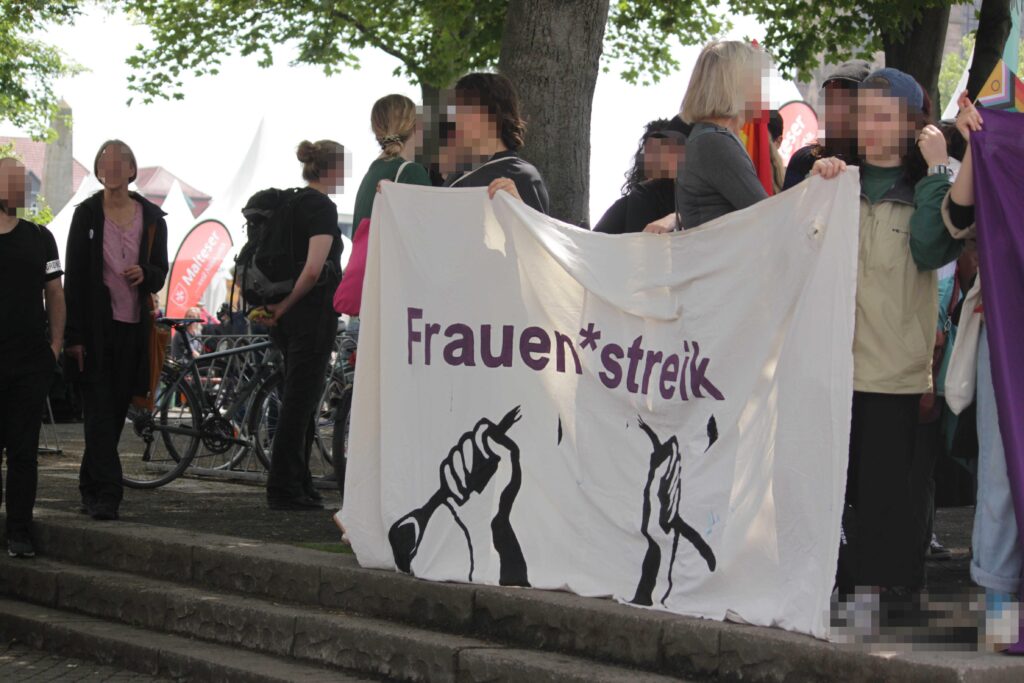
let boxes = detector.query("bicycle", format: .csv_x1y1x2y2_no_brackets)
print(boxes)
119,317,282,488
247,320,358,479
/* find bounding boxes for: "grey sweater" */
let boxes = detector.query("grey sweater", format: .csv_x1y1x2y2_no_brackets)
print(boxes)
676,122,768,229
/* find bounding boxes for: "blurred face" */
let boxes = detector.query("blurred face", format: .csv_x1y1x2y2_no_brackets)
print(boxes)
97,144,136,190
823,84,856,141
319,159,346,194
857,90,914,162
411,112,425,155
0,159,28,215
453,93,497,157
642,138,686,180
741,64,768,124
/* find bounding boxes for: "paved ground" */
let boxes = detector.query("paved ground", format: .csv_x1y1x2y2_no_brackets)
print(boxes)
0,641,167,682
35,424,344,546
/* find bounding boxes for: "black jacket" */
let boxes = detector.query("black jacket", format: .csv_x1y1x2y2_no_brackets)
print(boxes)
64,191,169,392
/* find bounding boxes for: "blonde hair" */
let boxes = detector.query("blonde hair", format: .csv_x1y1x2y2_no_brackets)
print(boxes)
681,41,767,123
371,94,417,159
296,139,345,182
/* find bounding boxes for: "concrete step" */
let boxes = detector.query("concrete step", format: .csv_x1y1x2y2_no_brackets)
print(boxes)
0,596,377,683
19,509,1024,682
0,556,684,683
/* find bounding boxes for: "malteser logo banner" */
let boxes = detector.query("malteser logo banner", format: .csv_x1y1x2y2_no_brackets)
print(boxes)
342,176,862,640
165,219,233,317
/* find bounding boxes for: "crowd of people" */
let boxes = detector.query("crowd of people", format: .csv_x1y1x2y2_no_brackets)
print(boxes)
0,40,1018,647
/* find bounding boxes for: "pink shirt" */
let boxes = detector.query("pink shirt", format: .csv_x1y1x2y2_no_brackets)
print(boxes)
102,204,143,323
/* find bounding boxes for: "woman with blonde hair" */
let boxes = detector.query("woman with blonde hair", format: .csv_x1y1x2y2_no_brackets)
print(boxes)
351,94,432,236
647,40,842,232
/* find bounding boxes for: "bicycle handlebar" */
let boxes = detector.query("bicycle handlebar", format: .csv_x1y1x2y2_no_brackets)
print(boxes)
157,317,204,328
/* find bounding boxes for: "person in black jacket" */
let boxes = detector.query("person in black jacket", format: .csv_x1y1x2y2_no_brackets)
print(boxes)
442,73,550,215
64,140,168,521
593,119,688,234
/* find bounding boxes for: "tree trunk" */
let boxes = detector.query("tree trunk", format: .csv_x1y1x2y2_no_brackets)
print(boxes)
498,0,609,226
966,0,1014,100
883,4,951,118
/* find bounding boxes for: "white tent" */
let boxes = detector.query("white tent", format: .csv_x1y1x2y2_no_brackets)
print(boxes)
195,116,354,294
161,179,196,262
46,173,103,267
196,117,301,247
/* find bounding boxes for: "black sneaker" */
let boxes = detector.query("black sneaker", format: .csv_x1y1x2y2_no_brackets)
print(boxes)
8,538,35,558
90,503,120,521
267,495,324,511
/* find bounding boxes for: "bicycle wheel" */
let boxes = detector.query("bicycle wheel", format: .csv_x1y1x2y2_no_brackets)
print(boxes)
248,370,345,475
121,368,201,488
248,371,283,471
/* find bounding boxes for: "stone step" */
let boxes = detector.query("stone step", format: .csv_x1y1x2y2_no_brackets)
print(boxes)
20,509,1024,682
0,557,684,683
0,596,377,683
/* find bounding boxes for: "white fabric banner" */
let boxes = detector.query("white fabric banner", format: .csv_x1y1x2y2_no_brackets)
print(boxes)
342,172,861,640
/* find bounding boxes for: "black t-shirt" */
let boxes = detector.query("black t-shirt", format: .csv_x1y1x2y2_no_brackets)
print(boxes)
444,150,550,215
291,189,342,288
593,179,675,234
0,220,63,372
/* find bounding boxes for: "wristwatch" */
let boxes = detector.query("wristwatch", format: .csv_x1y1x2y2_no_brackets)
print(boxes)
927,164,953,177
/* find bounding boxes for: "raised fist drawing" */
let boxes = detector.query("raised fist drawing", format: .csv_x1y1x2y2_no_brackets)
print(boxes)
388,406,529,586
631,417,716,607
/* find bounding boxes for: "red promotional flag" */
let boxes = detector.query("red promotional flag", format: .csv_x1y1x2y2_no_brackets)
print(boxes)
777,101,819,165
166,219,233,317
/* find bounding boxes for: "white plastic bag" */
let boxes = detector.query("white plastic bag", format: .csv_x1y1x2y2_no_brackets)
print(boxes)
944,277,983,414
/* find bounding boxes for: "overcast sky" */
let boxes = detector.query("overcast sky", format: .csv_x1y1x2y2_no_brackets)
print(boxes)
2,6,800,224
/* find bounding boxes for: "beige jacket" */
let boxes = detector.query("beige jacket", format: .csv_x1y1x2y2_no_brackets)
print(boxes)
853,175,956,394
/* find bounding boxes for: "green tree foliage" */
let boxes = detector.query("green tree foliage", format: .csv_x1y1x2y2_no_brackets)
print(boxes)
603,1,726,85
0,1,82,137
122,0,729,102
123,0,510,101
732,0,971,80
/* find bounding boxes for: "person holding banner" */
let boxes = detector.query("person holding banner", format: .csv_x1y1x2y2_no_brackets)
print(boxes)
352,94,432,236
837,69,963,598
646,41,843,233
63,140,168,521
783,60,871,190
260,140,343,510
941,93,1022,652
333,94,433,494
442,73,550,215
593,119,688,234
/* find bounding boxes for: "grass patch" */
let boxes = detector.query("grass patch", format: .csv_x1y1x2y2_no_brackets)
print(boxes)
297,542,353,554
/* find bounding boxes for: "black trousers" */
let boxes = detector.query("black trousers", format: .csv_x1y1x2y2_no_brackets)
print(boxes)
267,289,337,500
80,321,142,508
843,391,924,590
0,360,52,540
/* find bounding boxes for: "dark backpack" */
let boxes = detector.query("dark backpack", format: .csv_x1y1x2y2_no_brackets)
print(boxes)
234,187,310,305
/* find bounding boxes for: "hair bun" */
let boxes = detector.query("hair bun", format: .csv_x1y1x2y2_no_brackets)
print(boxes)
296,140,318,164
